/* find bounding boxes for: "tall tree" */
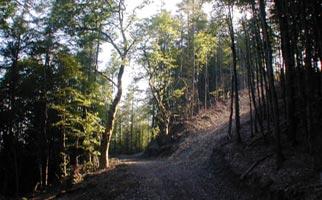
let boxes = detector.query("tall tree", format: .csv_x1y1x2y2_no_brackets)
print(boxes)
258,0,284,164
141,11,181,136
274,0,297,145
227,3,241,143
96,0,143,169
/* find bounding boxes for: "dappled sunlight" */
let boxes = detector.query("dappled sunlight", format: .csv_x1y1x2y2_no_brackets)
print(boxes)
1,0,321,199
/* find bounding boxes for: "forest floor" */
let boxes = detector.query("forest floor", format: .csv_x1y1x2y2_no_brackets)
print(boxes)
53,151,261,200
52,128,264,200
34,92,322,200
39,92,264,200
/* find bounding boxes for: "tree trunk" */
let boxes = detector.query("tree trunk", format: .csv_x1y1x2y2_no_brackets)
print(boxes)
303,0,313,153
275,0,297,145
9,41,20,196
42,40,51,187
99,64,124,169
62,126,67,177
228,5,241,143
130,97,134,153
204,56,208,109
243,21,265,137
247,71,254,138
259,0,284,165
228,74,234,140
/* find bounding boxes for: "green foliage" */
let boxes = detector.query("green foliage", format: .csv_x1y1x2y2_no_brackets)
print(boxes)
194,31,216,66
140,11,184,135
0,0,16,30
110,83,154,154
0,1,114,194
0,0,270,196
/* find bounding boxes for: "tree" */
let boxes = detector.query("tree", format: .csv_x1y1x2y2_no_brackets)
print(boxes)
257,0,284,165
177,0,209,117
0,0,111,194
141,11,181,136
0,0,32,194
226,3,241,143
194,31,216,109
96,0,144,169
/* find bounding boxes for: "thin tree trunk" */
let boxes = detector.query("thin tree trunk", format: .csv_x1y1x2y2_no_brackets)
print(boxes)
280,67,287,117
259,0,284,165
228,5,241,143
247,72,254,138
9,38,20,197
250,3,266,123
130,97,134,153
204,56,208,109
43,36,51,186
303,0,313,153
275,0,297,145
62,124,67,177
9,2,30,193
243,21,265,137
228,74,234,140
99,64,124,169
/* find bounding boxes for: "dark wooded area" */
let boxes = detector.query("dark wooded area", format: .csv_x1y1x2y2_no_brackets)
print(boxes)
0,0,321,198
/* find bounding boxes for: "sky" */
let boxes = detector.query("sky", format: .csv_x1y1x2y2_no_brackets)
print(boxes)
98,0,213,99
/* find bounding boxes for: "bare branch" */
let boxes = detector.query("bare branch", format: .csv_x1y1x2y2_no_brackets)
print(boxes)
117,2,128,53
101,31,123,57
95,69,117,86
125,38,137,55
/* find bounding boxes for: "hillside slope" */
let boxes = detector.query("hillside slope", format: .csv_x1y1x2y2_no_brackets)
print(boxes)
36,94,266,200
34,92,320,200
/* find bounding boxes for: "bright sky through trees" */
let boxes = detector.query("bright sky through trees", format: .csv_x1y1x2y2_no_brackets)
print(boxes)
2,0,321,197
98,0,213,96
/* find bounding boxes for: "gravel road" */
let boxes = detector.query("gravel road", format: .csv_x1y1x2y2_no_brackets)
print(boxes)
56,126,265,200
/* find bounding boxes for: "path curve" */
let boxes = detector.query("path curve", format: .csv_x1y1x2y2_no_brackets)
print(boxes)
57,129,264,200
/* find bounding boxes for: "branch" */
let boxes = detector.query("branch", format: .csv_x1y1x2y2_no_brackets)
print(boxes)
101,31,123,57
240,154,273,180
103,0,116,10
125,38,137,55
142,49,171,119
77,26,123,57
124,1,148,32
118,3,128,53
95,69,117,86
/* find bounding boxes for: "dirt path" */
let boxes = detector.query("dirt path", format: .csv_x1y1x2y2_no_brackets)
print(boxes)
55,96,265,200
115,155,258,200
56,128,264,200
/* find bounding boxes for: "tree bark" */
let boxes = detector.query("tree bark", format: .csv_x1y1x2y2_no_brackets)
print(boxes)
259,0,284,165
228,74,234,140
99,64,124,169
274,0,297,145
243,21,265,137
204,56,208,109
227,5,241,143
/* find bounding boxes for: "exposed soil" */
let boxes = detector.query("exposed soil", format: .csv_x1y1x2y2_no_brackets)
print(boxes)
34,92,322,200
42,93,265,200
54,135,264,200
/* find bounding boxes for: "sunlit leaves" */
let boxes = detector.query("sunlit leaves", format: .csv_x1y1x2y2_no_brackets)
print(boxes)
172,88,185,99
194,31,216,66
49,51,104,159
149,11,180,43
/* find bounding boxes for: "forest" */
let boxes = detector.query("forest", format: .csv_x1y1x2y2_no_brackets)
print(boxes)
0,0,321,199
